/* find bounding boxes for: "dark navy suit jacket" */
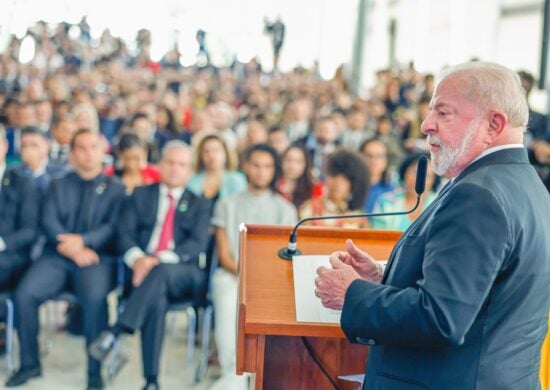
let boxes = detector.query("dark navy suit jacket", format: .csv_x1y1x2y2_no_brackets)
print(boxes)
341,148,550,389
0,168,38,258
41,171,126,257
118,183,210,265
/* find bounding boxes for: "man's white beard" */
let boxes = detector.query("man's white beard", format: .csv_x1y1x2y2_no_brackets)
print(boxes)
427,118,479,176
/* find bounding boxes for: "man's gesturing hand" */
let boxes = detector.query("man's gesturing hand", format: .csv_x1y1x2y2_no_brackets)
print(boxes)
334,239,384,283
315,256,361,310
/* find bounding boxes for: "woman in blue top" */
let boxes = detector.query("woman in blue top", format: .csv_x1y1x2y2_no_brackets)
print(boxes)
188,133,247,202
371,153,438,231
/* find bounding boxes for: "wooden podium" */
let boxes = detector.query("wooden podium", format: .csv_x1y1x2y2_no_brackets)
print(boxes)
236,224,400,390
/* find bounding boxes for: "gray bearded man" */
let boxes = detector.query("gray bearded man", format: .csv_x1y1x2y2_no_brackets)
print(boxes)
315,61,550,389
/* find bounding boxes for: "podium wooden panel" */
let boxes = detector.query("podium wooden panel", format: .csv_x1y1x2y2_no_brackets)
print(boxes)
236,224,400,390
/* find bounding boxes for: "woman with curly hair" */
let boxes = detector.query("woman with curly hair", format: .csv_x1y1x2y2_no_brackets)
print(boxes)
299,148,370,228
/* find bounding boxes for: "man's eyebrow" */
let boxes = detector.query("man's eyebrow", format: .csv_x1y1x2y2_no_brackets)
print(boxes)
429,102,452,110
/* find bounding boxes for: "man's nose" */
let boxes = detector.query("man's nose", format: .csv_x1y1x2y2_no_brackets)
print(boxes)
421,112,436,135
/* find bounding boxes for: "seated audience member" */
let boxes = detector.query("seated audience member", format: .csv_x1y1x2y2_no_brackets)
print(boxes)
359,138,395,212
374,115,404,170
371,153,437,231
0,126,39,291
237,115,269,155
277,143,320,209
300,149,369,228
211,144,297,390
128,113,161,164
104,133,160,193
339,107,372,149
49,117,76,165
89,141,210,390
267,125,290,156
5,101,36,166
7,129,125,389
16,126,68,196
302,116,340,180
154,105,185,150
187,133,247,203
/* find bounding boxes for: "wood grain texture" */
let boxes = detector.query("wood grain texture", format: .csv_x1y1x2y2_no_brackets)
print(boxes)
236,225,401,389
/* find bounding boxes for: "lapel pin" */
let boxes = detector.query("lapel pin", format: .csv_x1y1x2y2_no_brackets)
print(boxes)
2,177,9,187
96,182,106,195
178,201,188,213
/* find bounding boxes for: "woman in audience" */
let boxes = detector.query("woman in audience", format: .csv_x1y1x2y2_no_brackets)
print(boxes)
370,153,437,231
360,138,395,212
299,149,369,228
104,132,160,192
154,105,184,150
187,133,247,202
277,143,320,210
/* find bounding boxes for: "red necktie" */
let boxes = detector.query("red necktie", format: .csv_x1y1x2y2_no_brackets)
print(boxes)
155,193,176,254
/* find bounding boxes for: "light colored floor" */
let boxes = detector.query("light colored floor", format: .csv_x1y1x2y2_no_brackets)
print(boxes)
0,300,221,390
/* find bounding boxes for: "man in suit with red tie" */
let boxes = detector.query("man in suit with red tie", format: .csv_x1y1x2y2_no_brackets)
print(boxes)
89,140,210,390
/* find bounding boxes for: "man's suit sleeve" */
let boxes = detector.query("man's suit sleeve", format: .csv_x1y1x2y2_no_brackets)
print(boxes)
341,183,512,348
2,174,38,251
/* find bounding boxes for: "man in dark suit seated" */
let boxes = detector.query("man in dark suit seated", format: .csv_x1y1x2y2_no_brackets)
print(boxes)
0,126,39,292
316,62,550,389
15,126,69,196
89,140,210,390
6,129,126,390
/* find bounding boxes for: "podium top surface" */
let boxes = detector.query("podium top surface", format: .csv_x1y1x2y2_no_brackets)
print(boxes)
238,224,400,338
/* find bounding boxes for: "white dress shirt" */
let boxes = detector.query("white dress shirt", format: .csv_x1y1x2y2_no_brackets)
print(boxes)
123,184,185,268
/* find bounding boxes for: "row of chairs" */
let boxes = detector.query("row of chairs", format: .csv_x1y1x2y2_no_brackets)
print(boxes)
0,248,217,384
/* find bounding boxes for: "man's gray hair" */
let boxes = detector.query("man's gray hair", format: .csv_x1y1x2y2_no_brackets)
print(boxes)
0,124,5,141
161,140,193,159
439,61,529,128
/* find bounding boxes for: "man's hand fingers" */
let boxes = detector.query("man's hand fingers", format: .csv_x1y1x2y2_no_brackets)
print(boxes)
329,256,347,269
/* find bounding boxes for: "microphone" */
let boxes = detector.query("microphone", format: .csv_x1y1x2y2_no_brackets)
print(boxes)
278,155,429,260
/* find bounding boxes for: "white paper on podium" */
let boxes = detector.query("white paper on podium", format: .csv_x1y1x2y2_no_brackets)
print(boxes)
292,255,342,323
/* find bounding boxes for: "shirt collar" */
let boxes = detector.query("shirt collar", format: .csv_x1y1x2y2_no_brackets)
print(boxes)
0,163,6,182
160,183,185,201
31,159,49,177
450,144,524,182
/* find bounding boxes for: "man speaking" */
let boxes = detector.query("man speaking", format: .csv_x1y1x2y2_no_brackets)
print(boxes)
315,62,550,389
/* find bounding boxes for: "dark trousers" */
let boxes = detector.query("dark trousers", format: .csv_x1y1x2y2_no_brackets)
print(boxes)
14,255,115,376
118,263,204,378
0,252,28,291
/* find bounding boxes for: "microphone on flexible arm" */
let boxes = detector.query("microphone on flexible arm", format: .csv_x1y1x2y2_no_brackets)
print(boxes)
278,155,429,260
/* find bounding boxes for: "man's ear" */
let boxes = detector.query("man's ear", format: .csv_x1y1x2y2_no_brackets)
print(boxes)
487,111,507,137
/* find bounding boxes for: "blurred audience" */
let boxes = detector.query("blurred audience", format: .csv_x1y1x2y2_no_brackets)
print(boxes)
371,154,437,231
104,132,160,193
299,149,369,228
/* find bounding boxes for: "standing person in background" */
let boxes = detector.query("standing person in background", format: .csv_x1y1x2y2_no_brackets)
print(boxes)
359,138,395,213
104,133,160,193
370,153,436,231
210,144,296,390
300,149,369,228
